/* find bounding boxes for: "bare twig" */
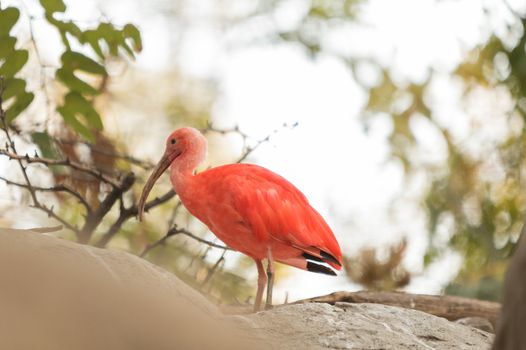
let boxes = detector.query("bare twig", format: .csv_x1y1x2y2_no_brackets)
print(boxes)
140,224,232,257
139,189,177,216
19,1,55,122
94,203,129,246
0,78,81,235
204,122,299,163
0,132,171,244
0,83,36,204
0,149,121,188
200,250,226,289
166,200,182,228
0,175,92,212
184,245,208,273
31,204,80,232
29,225,63,233
78,172,135,243
236,133,270,163
176,227,231,250
202,123,250,138
57,138,155,170
95,189,176,247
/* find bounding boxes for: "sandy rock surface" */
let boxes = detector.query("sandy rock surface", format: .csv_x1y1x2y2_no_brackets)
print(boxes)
0,228,262,350
241,302,494,350
0,228,494,350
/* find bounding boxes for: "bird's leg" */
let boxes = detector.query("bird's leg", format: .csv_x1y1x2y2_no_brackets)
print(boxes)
254,259,267,312
265,247,275,310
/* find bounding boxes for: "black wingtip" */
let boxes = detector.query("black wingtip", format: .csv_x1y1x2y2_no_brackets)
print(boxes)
302,252,325,264
306,261,337,276
320,250,342,267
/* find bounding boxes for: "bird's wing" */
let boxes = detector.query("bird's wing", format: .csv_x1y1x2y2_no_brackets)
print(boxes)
214,164,342,269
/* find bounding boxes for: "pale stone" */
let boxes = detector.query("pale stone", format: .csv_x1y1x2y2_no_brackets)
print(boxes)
0,228,494,350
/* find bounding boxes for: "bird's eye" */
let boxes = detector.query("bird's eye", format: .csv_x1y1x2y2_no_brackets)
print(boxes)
171,138,177,145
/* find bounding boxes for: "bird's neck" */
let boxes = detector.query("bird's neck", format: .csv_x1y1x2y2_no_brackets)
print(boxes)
169,152,202,195
170,163,193,191
169,134,207,197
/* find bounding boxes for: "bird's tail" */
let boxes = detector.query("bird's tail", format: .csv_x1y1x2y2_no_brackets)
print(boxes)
278,245,342,276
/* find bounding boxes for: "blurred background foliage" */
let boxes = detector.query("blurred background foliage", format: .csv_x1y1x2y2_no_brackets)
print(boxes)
1,0,526,304
361,15,526,301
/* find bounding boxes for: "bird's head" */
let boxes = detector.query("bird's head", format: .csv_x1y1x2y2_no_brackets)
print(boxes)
137,127,206,221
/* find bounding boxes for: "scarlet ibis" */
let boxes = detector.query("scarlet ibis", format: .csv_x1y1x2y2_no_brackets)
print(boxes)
138,127,342,311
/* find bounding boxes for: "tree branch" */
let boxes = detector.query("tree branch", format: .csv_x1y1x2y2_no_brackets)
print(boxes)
0,149,121,188
294,291,501,328
0,78,81,236
0,175,92,213
57,138,154,170
140,224,232,258
204,122,299,163
200,250,226,289
29,203,80,233
95,189,176,247
78,172,135,243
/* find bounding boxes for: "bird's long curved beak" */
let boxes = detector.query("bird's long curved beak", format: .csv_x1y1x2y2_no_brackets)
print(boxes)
137,152,173,221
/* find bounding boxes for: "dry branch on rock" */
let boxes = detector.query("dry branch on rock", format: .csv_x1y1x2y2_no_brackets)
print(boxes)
295,290,501,329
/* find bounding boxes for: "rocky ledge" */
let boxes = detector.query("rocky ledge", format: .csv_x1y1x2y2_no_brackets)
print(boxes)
0,228,493,349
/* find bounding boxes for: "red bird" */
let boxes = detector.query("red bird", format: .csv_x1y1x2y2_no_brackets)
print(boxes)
138,127,342,311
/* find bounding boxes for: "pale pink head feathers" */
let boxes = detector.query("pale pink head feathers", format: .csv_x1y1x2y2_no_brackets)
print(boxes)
137,127,207,220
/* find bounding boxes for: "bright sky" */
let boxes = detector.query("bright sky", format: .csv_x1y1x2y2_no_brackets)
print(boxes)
1,0,525,300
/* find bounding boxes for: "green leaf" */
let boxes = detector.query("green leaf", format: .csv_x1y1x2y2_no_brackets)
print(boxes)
56,68,98,95
57,92,103,141
97,23,121,56
64,92,103,130
0,36,16,59
46,16,82,39
39,0,66,14
0,7,20,36
97,23,118,39
82,30,104,59
58,106,94,142
80,23,142,59
32,132,58,159
65,92,102,130
44,13,71,49
61,21,82,38
2,78,26,100
61,51,106,75
5,92,34,122
120,41,135,58
0,49,29,78
123,24,142,52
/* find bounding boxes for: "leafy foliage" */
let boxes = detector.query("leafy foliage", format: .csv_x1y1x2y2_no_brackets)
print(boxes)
360,18,526,299
0,0,142,141
0,6,33,123
0,1,258,304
